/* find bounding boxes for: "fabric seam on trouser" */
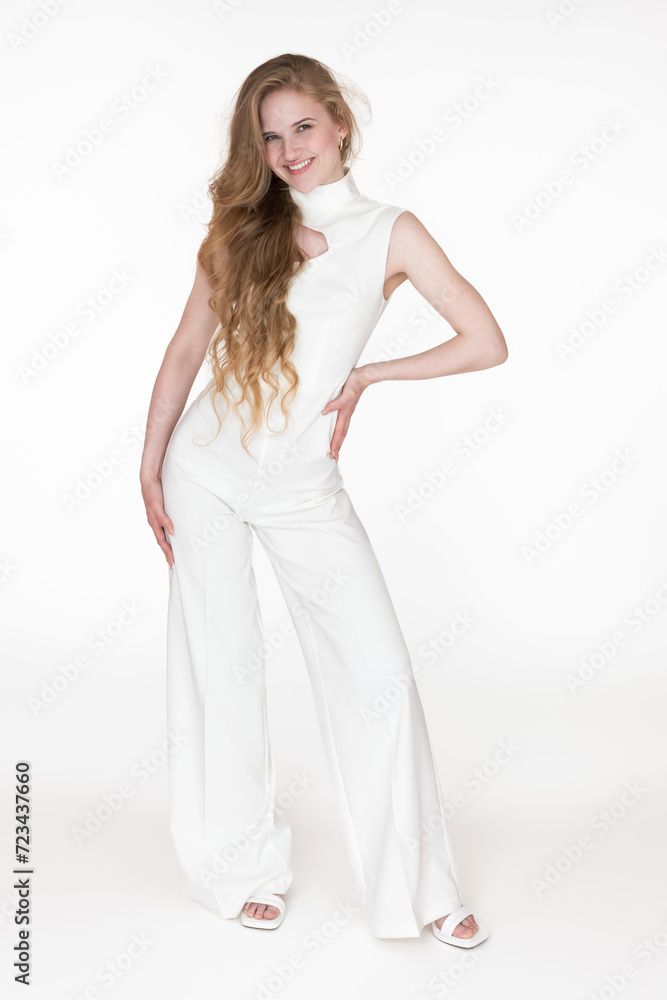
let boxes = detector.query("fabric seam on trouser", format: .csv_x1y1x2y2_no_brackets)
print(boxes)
298,591,369,907
423,707,464,903
331,533,422,925
296,508,421,924
249,517,369,904
302,510,375,908
262,672,292,893
196,513,289,910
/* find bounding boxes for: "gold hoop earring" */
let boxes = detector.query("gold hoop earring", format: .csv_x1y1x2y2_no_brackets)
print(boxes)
338,138,344,151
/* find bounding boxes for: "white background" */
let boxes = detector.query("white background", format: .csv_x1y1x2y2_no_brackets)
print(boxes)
2,0,666,997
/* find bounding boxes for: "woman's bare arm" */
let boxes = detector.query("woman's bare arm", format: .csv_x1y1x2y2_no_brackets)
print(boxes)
140,253,224,565
140,258,222,483
360,210,508,386
324,212,508,461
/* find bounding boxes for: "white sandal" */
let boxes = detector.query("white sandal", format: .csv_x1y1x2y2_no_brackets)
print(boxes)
431,905,489,948
240,893,286,930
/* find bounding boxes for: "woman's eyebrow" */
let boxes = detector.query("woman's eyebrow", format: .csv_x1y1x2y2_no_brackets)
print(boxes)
261,117,317,136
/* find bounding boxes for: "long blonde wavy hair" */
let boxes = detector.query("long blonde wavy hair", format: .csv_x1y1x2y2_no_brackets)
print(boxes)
196,53,368,456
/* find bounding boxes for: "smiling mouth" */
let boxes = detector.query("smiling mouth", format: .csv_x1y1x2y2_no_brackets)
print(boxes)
286,157,314,172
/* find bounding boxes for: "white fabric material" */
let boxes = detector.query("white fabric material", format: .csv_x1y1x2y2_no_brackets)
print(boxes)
161,167,465,938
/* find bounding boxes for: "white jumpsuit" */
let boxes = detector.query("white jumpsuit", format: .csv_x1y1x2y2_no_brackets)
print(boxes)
161,167,465,938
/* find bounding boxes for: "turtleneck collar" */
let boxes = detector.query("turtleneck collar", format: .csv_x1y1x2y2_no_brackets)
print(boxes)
287,166,360,217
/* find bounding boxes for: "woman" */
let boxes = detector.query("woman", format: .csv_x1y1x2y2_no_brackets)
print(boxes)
140,53,506,946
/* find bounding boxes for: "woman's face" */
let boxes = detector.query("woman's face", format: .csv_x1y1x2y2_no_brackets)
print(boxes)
259,88,348,190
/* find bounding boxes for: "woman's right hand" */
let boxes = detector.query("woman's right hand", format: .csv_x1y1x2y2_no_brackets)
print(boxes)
141,475,176,568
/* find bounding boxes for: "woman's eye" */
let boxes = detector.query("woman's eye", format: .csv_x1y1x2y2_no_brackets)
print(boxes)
264,123,312,142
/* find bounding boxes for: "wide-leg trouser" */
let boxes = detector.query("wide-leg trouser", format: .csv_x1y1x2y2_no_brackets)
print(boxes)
161,449,465,939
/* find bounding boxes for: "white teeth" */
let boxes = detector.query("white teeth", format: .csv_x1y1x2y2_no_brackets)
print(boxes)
287,158,313,171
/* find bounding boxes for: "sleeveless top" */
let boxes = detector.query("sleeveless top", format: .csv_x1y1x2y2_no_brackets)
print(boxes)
280,165,406,401
173,166,407,508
